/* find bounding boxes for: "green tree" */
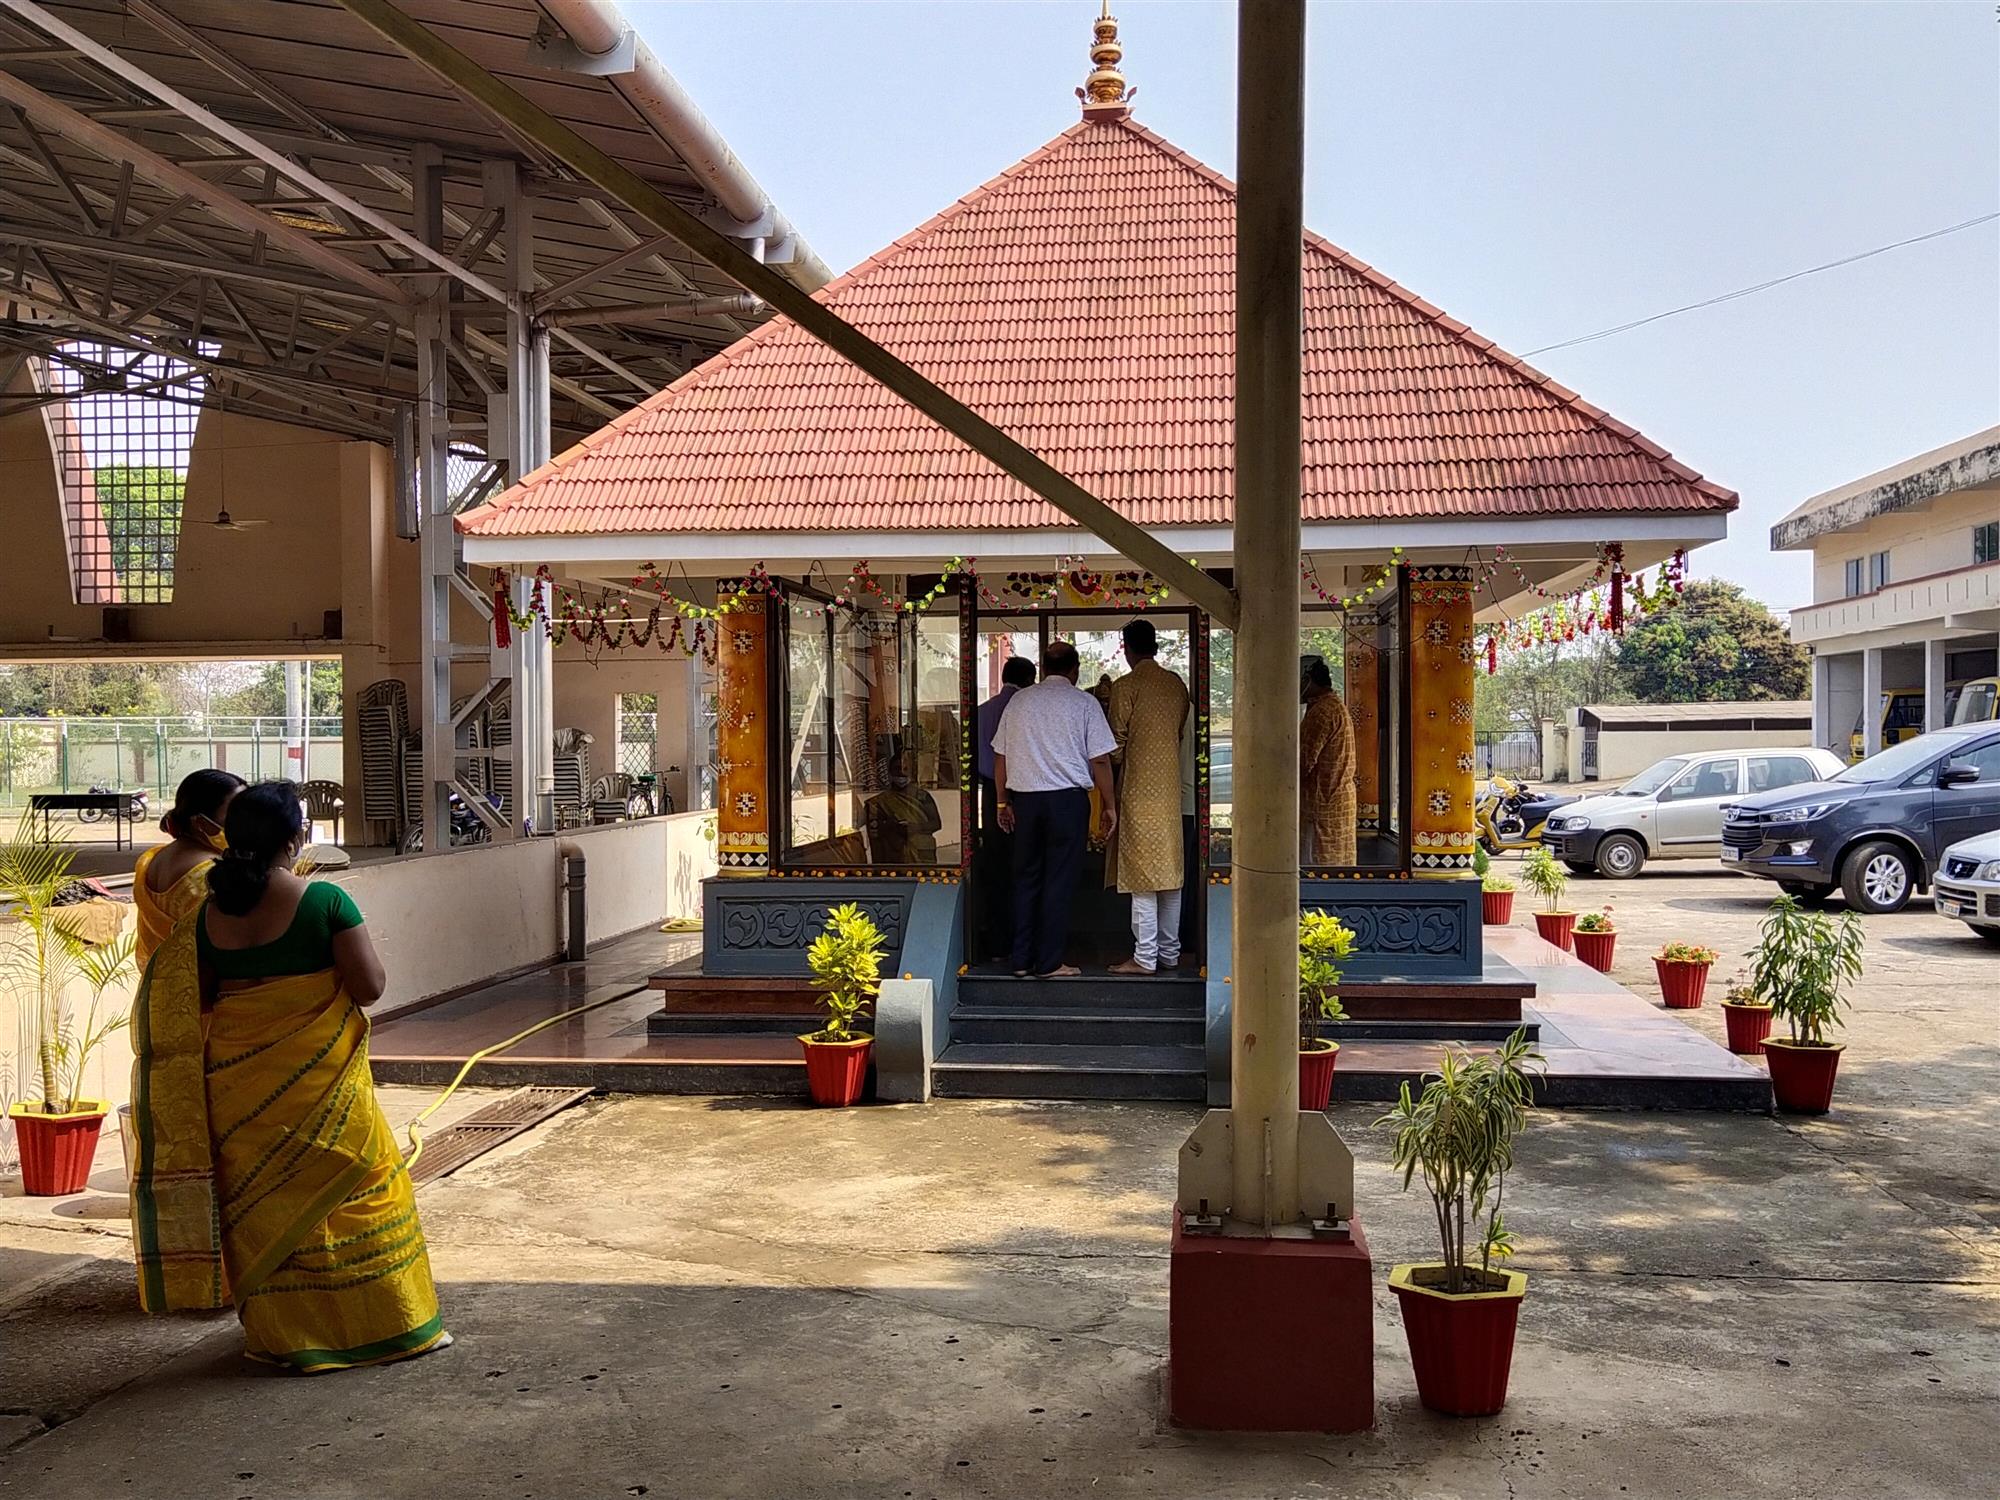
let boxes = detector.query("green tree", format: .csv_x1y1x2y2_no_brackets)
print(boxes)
94,464,185,595
214,660,343,719
0,664,176,717
1613,580,1808,703
1474,633,1624,736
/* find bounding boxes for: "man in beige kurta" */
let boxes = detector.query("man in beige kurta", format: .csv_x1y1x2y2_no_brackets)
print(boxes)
1106,620,1192,974
1301,655,1358,866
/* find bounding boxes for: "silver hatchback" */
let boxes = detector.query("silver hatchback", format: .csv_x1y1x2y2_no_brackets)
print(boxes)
1540,747,1849,878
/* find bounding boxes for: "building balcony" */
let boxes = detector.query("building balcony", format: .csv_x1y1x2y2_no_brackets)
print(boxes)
1790,561,2000,649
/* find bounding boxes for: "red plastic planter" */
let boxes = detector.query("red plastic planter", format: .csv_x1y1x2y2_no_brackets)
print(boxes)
1764,1039,1844,1114
1481,889,1515,926
1654,959,1711,1008
1389,1263,1527,1417
1722,1002,1774,1056
9,1101,108,1196
1533,911,1576,951
1572,928,1617,974
798,1035,873,1107
1299,1043,1340,1111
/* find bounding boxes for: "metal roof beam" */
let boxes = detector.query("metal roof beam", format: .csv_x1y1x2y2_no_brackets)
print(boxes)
336,0,1237,627
0,222,387,302
0,67,411,305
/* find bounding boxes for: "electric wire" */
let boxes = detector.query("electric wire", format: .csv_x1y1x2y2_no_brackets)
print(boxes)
1521,213,1999,358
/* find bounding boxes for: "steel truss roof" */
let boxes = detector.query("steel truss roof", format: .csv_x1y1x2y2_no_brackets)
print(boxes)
0,0,821,444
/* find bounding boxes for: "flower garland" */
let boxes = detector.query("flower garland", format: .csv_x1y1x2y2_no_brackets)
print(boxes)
1300,546,1405,609
1480,549,1688,671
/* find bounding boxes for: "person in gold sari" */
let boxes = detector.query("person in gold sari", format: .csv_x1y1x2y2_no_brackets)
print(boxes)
1300,656,1359,866
131,770,243,970
129,780,449,1373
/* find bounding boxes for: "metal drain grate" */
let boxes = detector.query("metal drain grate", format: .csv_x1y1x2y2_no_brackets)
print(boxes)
406,1086,591,1186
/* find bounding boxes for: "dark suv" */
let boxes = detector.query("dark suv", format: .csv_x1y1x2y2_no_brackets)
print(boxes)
1721,723,2000,913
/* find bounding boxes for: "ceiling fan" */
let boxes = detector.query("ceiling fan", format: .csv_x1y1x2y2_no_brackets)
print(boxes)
198,466,270,532
202,505,270,533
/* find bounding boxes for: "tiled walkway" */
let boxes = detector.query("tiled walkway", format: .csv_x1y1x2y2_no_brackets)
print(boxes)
370,924,1769,1108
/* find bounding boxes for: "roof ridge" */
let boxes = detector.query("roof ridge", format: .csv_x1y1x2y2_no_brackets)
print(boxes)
1117,117,1732,506
459,120,1111,532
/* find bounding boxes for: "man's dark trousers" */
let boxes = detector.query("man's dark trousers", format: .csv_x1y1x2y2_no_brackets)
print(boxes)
1009,787,1090,975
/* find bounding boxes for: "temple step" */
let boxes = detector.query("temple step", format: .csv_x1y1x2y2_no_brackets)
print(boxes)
955,971,1204,1011
949,1006,1203,1048
931,1042,1205,1102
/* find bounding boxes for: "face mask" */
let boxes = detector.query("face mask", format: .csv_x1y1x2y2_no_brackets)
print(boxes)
193,818,227,853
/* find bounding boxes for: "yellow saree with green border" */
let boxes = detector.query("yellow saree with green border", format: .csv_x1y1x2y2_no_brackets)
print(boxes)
129,917,446,1373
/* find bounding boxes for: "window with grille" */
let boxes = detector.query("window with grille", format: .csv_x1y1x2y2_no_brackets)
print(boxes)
616,692,658,776
37,343,205,605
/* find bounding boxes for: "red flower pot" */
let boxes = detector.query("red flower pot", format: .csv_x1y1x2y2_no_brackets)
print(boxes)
1390,1263,1527,1417
1533,911,1576,951
1722,1002,1774,1056
9,1100,109,1196
1299,1043,1340,1111
1481,889,1515,926
1572,928,1617,974
1654,959,1711,1009
1764,1039,1844,1114
798,1035,873,1107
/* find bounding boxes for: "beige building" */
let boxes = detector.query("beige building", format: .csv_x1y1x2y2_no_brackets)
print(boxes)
1774,428,2000,757
1559,701,1814,784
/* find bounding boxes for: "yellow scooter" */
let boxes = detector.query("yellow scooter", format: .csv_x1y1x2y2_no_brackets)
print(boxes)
1474,773,1576,854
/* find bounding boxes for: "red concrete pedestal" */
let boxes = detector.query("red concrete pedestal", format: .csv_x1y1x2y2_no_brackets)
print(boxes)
1166,1210,1374,1432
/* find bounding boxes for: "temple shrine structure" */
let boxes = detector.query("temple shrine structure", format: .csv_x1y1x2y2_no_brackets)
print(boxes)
447,11,1754,1109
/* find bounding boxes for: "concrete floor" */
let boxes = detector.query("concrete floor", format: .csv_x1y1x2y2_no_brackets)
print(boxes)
2,868,1995,1499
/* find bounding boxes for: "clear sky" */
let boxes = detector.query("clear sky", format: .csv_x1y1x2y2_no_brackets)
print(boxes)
633,1,2000,611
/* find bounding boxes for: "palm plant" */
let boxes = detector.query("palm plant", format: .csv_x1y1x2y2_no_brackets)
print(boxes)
1297,909,1354,1049
805,903,885,1043
1380,1029,1544,1294
1,815,138,1115
1520,846,1568,914
1749,894,1864,1045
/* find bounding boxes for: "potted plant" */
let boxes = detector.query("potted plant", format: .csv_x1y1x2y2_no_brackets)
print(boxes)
1571,910,1616,974
1751,894,1864,1113
1653,940,1718,1009
1719,978,1775,1056
1381,1028,1545,1417
3,827,137,1194
1297,909,1355,1111
799,902,885,1107
1476,847,1516,926
1520,847,1574,950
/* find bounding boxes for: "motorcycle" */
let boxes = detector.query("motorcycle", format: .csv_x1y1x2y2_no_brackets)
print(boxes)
76,784,149,824
397,789,504,853
1474,773,1576,854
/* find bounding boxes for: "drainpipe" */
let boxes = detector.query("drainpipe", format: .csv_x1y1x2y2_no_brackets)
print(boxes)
558,837,587,961
535,0,831,291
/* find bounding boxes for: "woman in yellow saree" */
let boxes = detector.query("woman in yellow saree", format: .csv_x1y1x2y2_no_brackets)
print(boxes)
129,780,449,1373
131,769,243,969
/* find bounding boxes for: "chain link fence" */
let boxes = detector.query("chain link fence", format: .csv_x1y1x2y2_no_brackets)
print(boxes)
0,716,345,811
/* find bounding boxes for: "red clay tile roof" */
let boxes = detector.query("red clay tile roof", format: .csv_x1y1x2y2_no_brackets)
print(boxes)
460,119,1735,539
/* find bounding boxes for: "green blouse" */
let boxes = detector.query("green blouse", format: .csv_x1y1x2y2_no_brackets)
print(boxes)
198,882,364,980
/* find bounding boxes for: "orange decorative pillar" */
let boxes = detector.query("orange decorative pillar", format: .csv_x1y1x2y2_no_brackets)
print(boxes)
716,587,771,875
1406,563,1478,878
1343,625,1380,835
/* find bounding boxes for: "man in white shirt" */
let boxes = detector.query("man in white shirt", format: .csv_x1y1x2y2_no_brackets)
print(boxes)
992,641,1118,977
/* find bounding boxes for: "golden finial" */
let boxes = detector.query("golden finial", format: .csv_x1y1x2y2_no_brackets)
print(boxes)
1076,1,1135,122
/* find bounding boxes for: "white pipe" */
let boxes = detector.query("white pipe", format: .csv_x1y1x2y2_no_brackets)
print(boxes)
541,0,831,290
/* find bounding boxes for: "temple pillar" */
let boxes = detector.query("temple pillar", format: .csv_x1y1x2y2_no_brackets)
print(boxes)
1407,563,1478,878
1343,625,1380,835
716,588,771,875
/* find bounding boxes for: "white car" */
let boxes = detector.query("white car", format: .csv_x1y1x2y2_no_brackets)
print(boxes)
1540,747,1849,879
1932,830,2000,945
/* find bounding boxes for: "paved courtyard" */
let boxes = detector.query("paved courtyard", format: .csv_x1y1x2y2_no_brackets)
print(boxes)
3,867,1994,1499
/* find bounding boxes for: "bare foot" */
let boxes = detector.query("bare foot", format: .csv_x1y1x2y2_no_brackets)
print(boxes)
1108,958,1156,976
1036,965,1082,978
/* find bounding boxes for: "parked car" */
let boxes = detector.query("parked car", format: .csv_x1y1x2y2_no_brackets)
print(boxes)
1932,829,2000,944
1540,747,1846,878
1722,723,2000,913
